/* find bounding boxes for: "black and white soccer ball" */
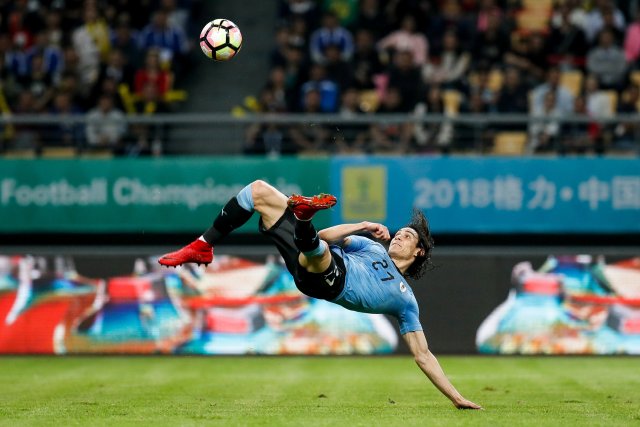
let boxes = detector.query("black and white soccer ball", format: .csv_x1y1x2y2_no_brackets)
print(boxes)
199,19,243,61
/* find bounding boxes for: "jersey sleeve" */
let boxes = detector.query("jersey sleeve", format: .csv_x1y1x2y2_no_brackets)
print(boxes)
398,296,423,335
343,235,376,253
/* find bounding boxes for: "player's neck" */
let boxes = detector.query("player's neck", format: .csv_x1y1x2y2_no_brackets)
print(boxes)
390,256,411,275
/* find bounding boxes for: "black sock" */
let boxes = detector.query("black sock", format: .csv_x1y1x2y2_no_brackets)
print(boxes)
294,219,320,253
202,197,253,244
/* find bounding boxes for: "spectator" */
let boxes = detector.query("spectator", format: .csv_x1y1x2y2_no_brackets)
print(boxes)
309,11,355,64
244,89,289,156
496,67,529,114
85,94,127,153
504,33,549,84
413,85,453,153
44,9,65,47
377,15,428,66
46,91,83,149
111,14,142,70
72,6,107,92
289,88,329,153
134,49,171,97
613,84,640,152
472,13,509,68
270,26,292,68
547,3,589,64
368,87,414,153
334,87,368,154
584,0,625,43
468,67,497,111
561,95,595,155
351,29,384,90
428,0,475,54
357,0,387,38
95,49,134,96
160,0,189,33
422,31,471,89
299,63,339,112
325,0,359,28
595,8,626,46
27,31,64,81
387,50,424,112
324,44,353,91
531,67,574,115
458,91,493,152
12,90,41,149
586,30,627,90
288,16,311,52
18,54,54,112
529,91,564,153
623,10,640,67
137,10,188,66
550,0,587,31
264,67,291,113
584,74,613,118
476,0,502,34
131,82,169,156
278,0,320,30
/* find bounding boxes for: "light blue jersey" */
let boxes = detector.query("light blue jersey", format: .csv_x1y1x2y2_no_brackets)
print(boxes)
330,236,423,335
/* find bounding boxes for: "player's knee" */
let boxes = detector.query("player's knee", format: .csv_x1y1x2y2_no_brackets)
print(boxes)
251,180,274,205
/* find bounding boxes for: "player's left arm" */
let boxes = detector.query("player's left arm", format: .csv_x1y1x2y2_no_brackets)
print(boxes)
318,221,390,245
403,330,482,410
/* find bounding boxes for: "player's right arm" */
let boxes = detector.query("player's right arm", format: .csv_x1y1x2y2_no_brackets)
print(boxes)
403,330,482,410
318,221,390,245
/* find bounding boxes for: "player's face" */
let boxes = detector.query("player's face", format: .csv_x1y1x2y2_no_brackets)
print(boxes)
388,227,422,260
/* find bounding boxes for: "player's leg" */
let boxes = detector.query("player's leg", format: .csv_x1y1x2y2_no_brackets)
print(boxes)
158,180,287,267
287,194,337,273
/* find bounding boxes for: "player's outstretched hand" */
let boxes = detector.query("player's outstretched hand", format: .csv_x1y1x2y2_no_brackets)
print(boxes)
364,222,390,241
454,398,483,410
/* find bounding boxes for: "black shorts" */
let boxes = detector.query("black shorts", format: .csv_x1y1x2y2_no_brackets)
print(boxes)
259,210,345,301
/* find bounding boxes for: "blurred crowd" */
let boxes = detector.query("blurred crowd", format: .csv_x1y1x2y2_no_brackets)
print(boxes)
244,0,640,156
0,0,201,156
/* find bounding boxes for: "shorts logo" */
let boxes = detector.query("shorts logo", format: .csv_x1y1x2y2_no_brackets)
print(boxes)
399,282,407,293
324,266,339,286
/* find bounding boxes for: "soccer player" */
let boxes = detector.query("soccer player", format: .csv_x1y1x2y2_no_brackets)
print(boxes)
159,180,482,410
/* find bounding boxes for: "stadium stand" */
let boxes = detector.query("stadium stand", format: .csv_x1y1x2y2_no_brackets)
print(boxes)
0,0,201,156
1,0,639,156
239,0,639,156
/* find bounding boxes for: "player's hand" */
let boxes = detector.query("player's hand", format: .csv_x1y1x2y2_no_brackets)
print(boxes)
453,398,483,410
364,222,390,241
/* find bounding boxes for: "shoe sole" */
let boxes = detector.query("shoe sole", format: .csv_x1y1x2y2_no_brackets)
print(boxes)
158,253,213,267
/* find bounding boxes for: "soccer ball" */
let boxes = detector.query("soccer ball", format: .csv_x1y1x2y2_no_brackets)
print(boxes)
200,19,243,61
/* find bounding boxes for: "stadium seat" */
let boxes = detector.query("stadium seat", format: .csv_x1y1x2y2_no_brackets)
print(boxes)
560,70,583,98
516,12,550,33
492,132,528,155
41,147,77,158
468,69,504,93
358,90,380,113
522,0,553,12
602,90,618,115
442,90,462,114
3,148,36,159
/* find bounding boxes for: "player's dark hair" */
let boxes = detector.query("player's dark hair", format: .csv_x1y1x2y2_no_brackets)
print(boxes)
405,208,434,280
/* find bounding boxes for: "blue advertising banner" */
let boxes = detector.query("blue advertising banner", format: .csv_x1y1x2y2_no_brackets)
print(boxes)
331,157,640,233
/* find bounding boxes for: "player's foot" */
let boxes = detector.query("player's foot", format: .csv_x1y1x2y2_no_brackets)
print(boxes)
158,239,213,267
287,193,337,221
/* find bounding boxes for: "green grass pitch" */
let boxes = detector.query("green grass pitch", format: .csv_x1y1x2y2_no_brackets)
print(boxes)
0,356,638,426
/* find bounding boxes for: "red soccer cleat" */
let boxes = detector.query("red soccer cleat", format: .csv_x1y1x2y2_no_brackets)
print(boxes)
287,193,337,221
158,239,213,267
